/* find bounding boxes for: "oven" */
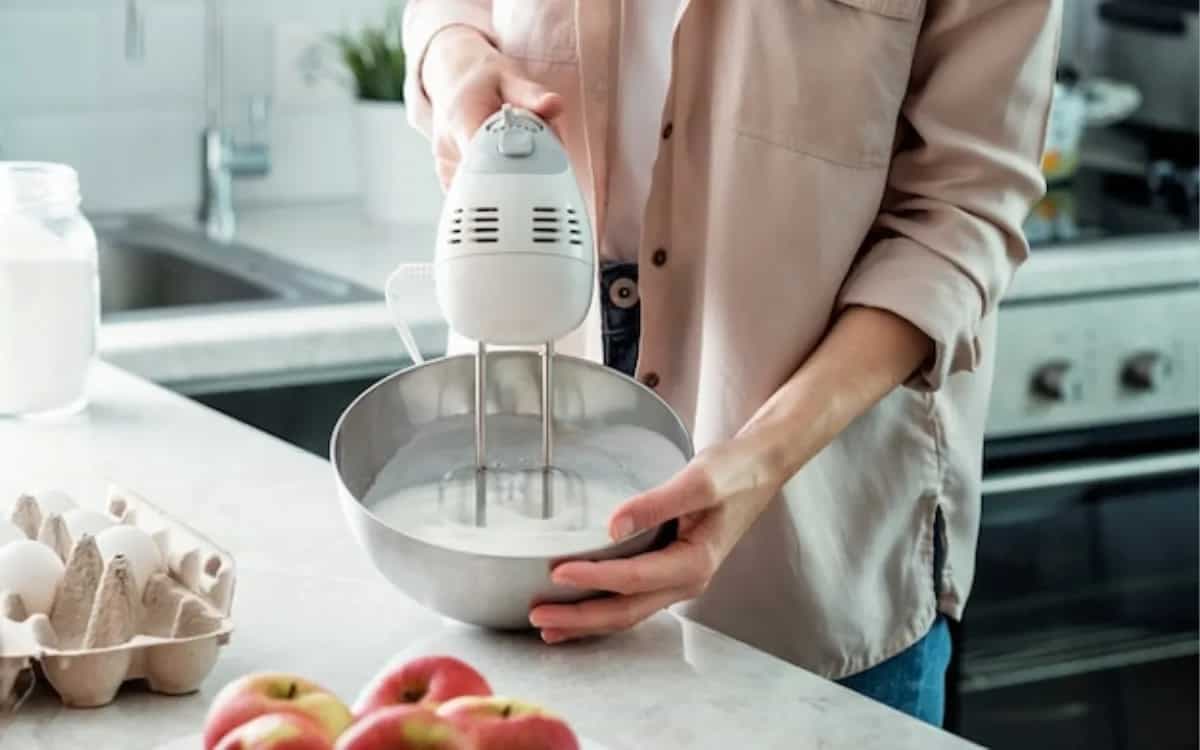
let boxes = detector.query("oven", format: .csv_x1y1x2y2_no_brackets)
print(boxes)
955,418,1198,749
946,163,1200,749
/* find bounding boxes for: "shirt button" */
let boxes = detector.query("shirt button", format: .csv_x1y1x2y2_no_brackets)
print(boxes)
642,372,661,389
609,277,639,309
651,248,668,267
661,121,674,140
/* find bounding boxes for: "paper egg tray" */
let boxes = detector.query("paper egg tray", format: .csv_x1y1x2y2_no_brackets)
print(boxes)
0,486,235,709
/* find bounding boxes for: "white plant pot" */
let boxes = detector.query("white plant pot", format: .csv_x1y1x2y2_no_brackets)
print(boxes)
353,100,439,224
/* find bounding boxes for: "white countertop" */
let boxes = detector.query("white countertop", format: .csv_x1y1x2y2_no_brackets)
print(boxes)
0,363,977,750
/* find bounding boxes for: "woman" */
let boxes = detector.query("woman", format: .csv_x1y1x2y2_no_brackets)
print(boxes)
402,0,1060,726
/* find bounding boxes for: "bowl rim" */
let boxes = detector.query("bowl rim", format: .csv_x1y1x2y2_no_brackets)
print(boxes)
329,350,694,562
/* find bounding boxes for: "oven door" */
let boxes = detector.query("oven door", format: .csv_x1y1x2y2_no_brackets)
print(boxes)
953,417,1199,750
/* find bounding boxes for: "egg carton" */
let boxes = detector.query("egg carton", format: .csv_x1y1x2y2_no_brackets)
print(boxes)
0,485,235,709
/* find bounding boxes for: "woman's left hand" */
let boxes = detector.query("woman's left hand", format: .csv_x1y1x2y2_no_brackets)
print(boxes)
528,432,787,643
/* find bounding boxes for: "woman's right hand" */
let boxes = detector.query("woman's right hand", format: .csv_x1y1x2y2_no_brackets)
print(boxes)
421,25,564,189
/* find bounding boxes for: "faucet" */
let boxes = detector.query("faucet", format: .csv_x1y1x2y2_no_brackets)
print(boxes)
197,0,270,241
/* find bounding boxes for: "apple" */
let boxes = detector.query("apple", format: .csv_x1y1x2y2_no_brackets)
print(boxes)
204,673,353,750
436,696,579,750
353,656,491,717
333,705,469,750
214,713,333,750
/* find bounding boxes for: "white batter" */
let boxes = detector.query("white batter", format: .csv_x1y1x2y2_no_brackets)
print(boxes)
362,415,688,557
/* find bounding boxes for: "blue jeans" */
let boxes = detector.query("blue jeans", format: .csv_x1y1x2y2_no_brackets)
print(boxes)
836,616,952,727
600,262,953,726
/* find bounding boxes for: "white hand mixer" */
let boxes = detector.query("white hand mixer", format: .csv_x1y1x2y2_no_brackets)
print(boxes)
388,104,594,482
343,107,690,620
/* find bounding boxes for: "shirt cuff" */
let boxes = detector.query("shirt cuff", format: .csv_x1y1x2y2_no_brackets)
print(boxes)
402,1,497,136
836,237,984,392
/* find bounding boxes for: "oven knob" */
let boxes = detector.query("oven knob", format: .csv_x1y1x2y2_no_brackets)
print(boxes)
1122,351,1169,392
1031,361,1079,401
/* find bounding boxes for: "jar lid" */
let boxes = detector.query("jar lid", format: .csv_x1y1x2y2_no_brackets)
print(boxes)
0,162,81,213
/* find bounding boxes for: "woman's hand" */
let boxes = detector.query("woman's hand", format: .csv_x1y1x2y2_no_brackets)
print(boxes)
421,25,564,188
528,305,933,644
528,431,789,643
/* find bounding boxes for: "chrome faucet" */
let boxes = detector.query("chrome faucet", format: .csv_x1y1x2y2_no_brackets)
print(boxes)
197,0,270,241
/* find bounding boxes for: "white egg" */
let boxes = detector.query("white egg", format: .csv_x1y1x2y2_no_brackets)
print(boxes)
94,525,164,599
61,509,116,541
0,520,26,548
0,539,65,615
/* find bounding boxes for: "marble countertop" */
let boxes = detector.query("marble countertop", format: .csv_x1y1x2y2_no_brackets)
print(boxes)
0,363,977,750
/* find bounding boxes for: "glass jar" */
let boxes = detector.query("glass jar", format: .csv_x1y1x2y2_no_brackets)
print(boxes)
0,162,99,417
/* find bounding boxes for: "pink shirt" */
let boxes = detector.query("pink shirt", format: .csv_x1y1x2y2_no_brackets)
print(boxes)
404,0,1059,679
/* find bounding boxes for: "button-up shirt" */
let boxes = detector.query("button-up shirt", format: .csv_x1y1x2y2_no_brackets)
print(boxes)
404,0,1059,678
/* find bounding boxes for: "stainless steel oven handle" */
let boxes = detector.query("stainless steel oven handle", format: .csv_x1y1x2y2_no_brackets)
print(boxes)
982,450,1200,495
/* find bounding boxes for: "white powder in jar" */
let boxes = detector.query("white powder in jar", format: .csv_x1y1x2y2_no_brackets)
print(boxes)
0,212,97,415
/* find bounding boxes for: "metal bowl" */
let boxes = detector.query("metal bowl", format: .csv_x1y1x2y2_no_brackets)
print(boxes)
331,351,693,629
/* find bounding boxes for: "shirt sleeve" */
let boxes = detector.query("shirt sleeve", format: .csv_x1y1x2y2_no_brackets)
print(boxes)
835,0,1061,391
402,0,497,137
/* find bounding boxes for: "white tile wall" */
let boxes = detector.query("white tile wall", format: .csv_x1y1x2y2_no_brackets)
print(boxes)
0,0,441,222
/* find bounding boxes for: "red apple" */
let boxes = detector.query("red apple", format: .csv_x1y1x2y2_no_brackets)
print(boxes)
214,713,332,750
353,656,491,717
204,673,353,750
436,696,579,750
333,705,470,750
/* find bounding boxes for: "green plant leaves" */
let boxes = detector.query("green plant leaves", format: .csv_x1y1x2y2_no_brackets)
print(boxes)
329,2,406,103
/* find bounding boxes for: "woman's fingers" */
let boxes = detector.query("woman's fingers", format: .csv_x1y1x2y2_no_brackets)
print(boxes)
550,537,715,596
447,89,503,157
607,463,716,541
434,73,562,189
435,157,458,191
499,73,564,120
530,586,689,638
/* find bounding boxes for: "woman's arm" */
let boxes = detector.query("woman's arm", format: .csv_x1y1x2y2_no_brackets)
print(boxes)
531,305,930,642
739,306,931,481
402,0,497,137
611,306,932,539
837,0,1061,391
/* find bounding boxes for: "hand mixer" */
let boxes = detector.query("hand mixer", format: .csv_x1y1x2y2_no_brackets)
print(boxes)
434,104,595,481
338,106,689,626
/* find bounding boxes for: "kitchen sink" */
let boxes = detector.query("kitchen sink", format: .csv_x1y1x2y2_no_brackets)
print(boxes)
95,214,378,319
195,375,386,457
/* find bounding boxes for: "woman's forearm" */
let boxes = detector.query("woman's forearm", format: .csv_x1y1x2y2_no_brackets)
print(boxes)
737,305,933,486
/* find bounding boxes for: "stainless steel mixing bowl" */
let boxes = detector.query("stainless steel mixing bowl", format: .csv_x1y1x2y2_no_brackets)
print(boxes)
331,351,693,629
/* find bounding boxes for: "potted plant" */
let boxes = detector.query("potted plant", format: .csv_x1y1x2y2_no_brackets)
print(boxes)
332,6,431,224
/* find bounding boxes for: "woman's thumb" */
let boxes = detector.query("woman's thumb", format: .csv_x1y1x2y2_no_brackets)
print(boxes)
500,74,564,120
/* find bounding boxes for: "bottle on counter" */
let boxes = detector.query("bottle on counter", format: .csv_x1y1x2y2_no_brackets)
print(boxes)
0,162,98,417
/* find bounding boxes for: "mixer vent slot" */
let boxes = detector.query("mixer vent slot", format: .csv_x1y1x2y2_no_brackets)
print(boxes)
449,206,500,244
566,208,582,246
530,206,583,246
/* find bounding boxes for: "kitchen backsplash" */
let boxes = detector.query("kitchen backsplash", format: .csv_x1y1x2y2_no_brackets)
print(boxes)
0,0,441,221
